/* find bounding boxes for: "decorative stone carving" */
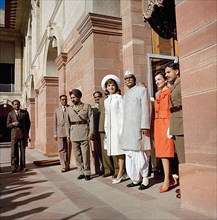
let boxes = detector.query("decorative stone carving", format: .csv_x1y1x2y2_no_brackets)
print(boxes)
144,0,164,19
143,0,177,40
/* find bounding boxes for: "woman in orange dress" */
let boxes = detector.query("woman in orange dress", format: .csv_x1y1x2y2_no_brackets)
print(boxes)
154,70,175,193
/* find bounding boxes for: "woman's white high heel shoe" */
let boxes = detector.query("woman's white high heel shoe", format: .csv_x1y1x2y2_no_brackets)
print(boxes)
112,174,126,184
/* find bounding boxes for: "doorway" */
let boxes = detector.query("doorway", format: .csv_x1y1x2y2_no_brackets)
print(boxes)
147,53,178,99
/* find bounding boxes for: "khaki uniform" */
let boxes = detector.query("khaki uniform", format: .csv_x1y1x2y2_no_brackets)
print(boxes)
91,103,103,174
66,103,93,175
170,78,185,163
98,96,119,175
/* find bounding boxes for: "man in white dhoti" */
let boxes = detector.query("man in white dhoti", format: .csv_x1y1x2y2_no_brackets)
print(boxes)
121,70,151,190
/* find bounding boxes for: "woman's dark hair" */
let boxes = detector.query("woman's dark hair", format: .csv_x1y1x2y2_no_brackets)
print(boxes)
154,70,167,80
165,62,179,70
105,79,119,93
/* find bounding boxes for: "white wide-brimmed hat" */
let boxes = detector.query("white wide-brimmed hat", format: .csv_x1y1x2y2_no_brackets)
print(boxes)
101,74,121,91
124,70,135,78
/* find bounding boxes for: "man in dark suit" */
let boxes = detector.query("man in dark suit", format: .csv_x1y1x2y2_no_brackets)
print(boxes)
53,95,70,172
7,100,31,173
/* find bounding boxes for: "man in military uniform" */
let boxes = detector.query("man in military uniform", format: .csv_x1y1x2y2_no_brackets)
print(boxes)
165,62,185,164
91,91,103,175
66,89,94,180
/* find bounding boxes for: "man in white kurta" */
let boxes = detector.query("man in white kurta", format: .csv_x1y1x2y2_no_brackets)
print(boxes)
121,70,151,190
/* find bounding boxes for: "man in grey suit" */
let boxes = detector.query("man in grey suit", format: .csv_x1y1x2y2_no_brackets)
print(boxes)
121,70,151,190
66,89,94,180
53,95,70,172
7,100,31,173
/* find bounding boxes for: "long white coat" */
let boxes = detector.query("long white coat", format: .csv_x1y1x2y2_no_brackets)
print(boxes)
121,85,151,151
104,94,124,156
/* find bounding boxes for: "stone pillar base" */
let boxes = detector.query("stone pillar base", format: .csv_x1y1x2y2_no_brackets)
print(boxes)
180,164,217,218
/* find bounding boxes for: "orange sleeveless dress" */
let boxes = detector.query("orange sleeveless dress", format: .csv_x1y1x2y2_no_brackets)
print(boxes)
154,89,174,158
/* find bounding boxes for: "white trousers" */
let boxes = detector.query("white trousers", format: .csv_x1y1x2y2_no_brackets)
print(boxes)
125,150,150,182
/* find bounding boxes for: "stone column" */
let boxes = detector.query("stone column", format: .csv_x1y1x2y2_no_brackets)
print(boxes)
34,76,59,156
14,41,22,93
28,97,35,149
56,52,68,95
121,0,152,87
176,1,217,218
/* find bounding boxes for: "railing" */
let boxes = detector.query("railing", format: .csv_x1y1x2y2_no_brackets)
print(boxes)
0,84,15,92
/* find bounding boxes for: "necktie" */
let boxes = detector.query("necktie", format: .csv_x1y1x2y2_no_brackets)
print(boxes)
63,106,66,118
16,111,20,120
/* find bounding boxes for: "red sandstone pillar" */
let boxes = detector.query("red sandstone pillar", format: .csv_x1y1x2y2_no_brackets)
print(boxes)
34,76,59,156
176,1,217,218
56,53,68,95
121,0,152,87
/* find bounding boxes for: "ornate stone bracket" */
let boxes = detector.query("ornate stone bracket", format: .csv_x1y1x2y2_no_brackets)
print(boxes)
143,0,177,40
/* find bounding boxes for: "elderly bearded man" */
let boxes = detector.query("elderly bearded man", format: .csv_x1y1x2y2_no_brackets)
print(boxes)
121,70,151,190
65,89,94,180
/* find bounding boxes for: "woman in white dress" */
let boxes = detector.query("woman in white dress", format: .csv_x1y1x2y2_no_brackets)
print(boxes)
101,74,125,184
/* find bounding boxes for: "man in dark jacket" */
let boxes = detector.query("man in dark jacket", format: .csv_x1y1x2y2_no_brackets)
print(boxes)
7,100,31,173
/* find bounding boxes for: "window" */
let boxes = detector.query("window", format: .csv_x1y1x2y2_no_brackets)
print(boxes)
0,0,5,27
0,63,15,92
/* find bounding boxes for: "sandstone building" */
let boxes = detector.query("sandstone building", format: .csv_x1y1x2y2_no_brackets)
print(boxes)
0,0,216,218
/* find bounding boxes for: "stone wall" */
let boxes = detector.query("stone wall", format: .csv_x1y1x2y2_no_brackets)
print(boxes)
176,0,217,218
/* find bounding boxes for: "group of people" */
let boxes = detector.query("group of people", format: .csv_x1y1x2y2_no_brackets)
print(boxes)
7,61,185,194
52,61,185,194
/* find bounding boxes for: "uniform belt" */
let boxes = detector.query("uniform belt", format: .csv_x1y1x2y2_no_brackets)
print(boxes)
70,120,87,125
170,105,182,113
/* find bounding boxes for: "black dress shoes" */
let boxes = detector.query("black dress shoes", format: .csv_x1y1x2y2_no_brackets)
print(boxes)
127,181,142,187
77,174,85,180
138,184,148,190
85,175,91,181
11,169,17,173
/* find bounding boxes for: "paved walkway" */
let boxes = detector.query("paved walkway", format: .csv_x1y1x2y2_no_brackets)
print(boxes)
0,143,211,220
